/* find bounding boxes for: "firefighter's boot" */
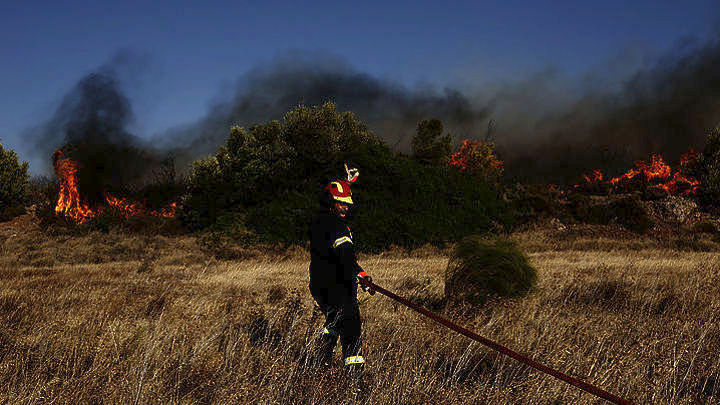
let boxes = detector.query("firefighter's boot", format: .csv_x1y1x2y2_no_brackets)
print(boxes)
343,354,365,377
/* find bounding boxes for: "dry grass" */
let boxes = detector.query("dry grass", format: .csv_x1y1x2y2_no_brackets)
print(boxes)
1,217,719,404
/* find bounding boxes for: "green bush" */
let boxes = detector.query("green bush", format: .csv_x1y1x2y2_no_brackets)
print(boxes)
445,236,536,305
0,140,29,220
181,102,379,229
347,144,508,251
181,103,509,251
412,119,452,165
180,156,223,230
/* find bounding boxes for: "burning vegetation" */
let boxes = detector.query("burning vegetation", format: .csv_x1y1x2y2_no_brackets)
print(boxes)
503,129,720,237
574,150,701,197
22,68,182,226
16,43,720,239
53,150,93,224
10,50,719,242
53,149,176,224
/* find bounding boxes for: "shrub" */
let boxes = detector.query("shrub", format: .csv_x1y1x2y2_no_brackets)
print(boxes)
505,183,562,224
348,146,507,251
445,236,537,305
0,140,29,220
609,195,653,233
179,157,220,230
571,194,652,233
181,103,509,251
181,102,378,230
411,119,452,165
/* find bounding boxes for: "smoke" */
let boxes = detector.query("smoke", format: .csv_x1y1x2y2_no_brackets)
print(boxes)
496,36,720,182
28,37,720,188
28,51,165,205
161,51,490,161
162,40,720,183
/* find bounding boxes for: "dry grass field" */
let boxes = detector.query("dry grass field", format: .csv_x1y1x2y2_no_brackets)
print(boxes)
1,215,719,404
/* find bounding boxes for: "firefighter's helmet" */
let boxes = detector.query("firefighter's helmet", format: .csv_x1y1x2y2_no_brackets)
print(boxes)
323,164,359,206
324,179,353,205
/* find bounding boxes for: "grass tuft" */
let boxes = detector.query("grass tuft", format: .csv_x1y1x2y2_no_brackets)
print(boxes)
445,236,537,305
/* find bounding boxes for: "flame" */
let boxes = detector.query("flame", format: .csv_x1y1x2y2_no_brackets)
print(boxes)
53,150,177,224
54,150,95,224
448,139,504,173
104,193,177,219
608,154,671,185
583,170,603,184
576,150,700,196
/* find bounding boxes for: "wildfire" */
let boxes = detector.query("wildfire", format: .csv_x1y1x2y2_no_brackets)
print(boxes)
54,150,95,223
448,139,504,176
583,170,604,184
53,150,177,224
576,150,701,196
104,193,177,219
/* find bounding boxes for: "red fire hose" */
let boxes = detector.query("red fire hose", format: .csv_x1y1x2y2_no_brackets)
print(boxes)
358,277,633,405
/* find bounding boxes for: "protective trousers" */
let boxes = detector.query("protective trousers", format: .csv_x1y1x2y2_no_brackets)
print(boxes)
313,292,364,370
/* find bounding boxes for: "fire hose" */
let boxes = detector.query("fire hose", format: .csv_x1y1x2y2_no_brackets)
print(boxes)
357,277,633,405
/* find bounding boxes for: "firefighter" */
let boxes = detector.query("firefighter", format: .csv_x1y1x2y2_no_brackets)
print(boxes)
309,164,373,373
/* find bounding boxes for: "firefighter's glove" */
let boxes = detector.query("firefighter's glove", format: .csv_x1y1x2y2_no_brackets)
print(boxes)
358,271,375,295
344,163,359,184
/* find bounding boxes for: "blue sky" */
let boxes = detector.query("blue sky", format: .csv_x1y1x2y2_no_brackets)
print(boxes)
1,0,718,170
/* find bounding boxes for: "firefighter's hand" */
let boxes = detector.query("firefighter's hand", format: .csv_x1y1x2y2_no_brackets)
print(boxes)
345,163,359,183
358,272,375,295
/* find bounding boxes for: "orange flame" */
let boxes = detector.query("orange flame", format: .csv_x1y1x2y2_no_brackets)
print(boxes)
576,150,700,196
104,193,177,219
448,139,504,173
54,150,95,224
583,170,603,184
53,150,177,224
608,154,671,186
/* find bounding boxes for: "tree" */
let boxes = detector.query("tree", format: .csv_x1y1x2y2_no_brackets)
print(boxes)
0,139,29,220
181,104,508,250
412,119,453,165
181,102,382,229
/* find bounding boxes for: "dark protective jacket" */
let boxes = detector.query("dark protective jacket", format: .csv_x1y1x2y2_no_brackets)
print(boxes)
309,212,363,300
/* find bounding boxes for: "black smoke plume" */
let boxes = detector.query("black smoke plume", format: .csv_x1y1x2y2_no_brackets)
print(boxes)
30,38,720,188
163,41,720,184
162,52,490,161
29,53,164,206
